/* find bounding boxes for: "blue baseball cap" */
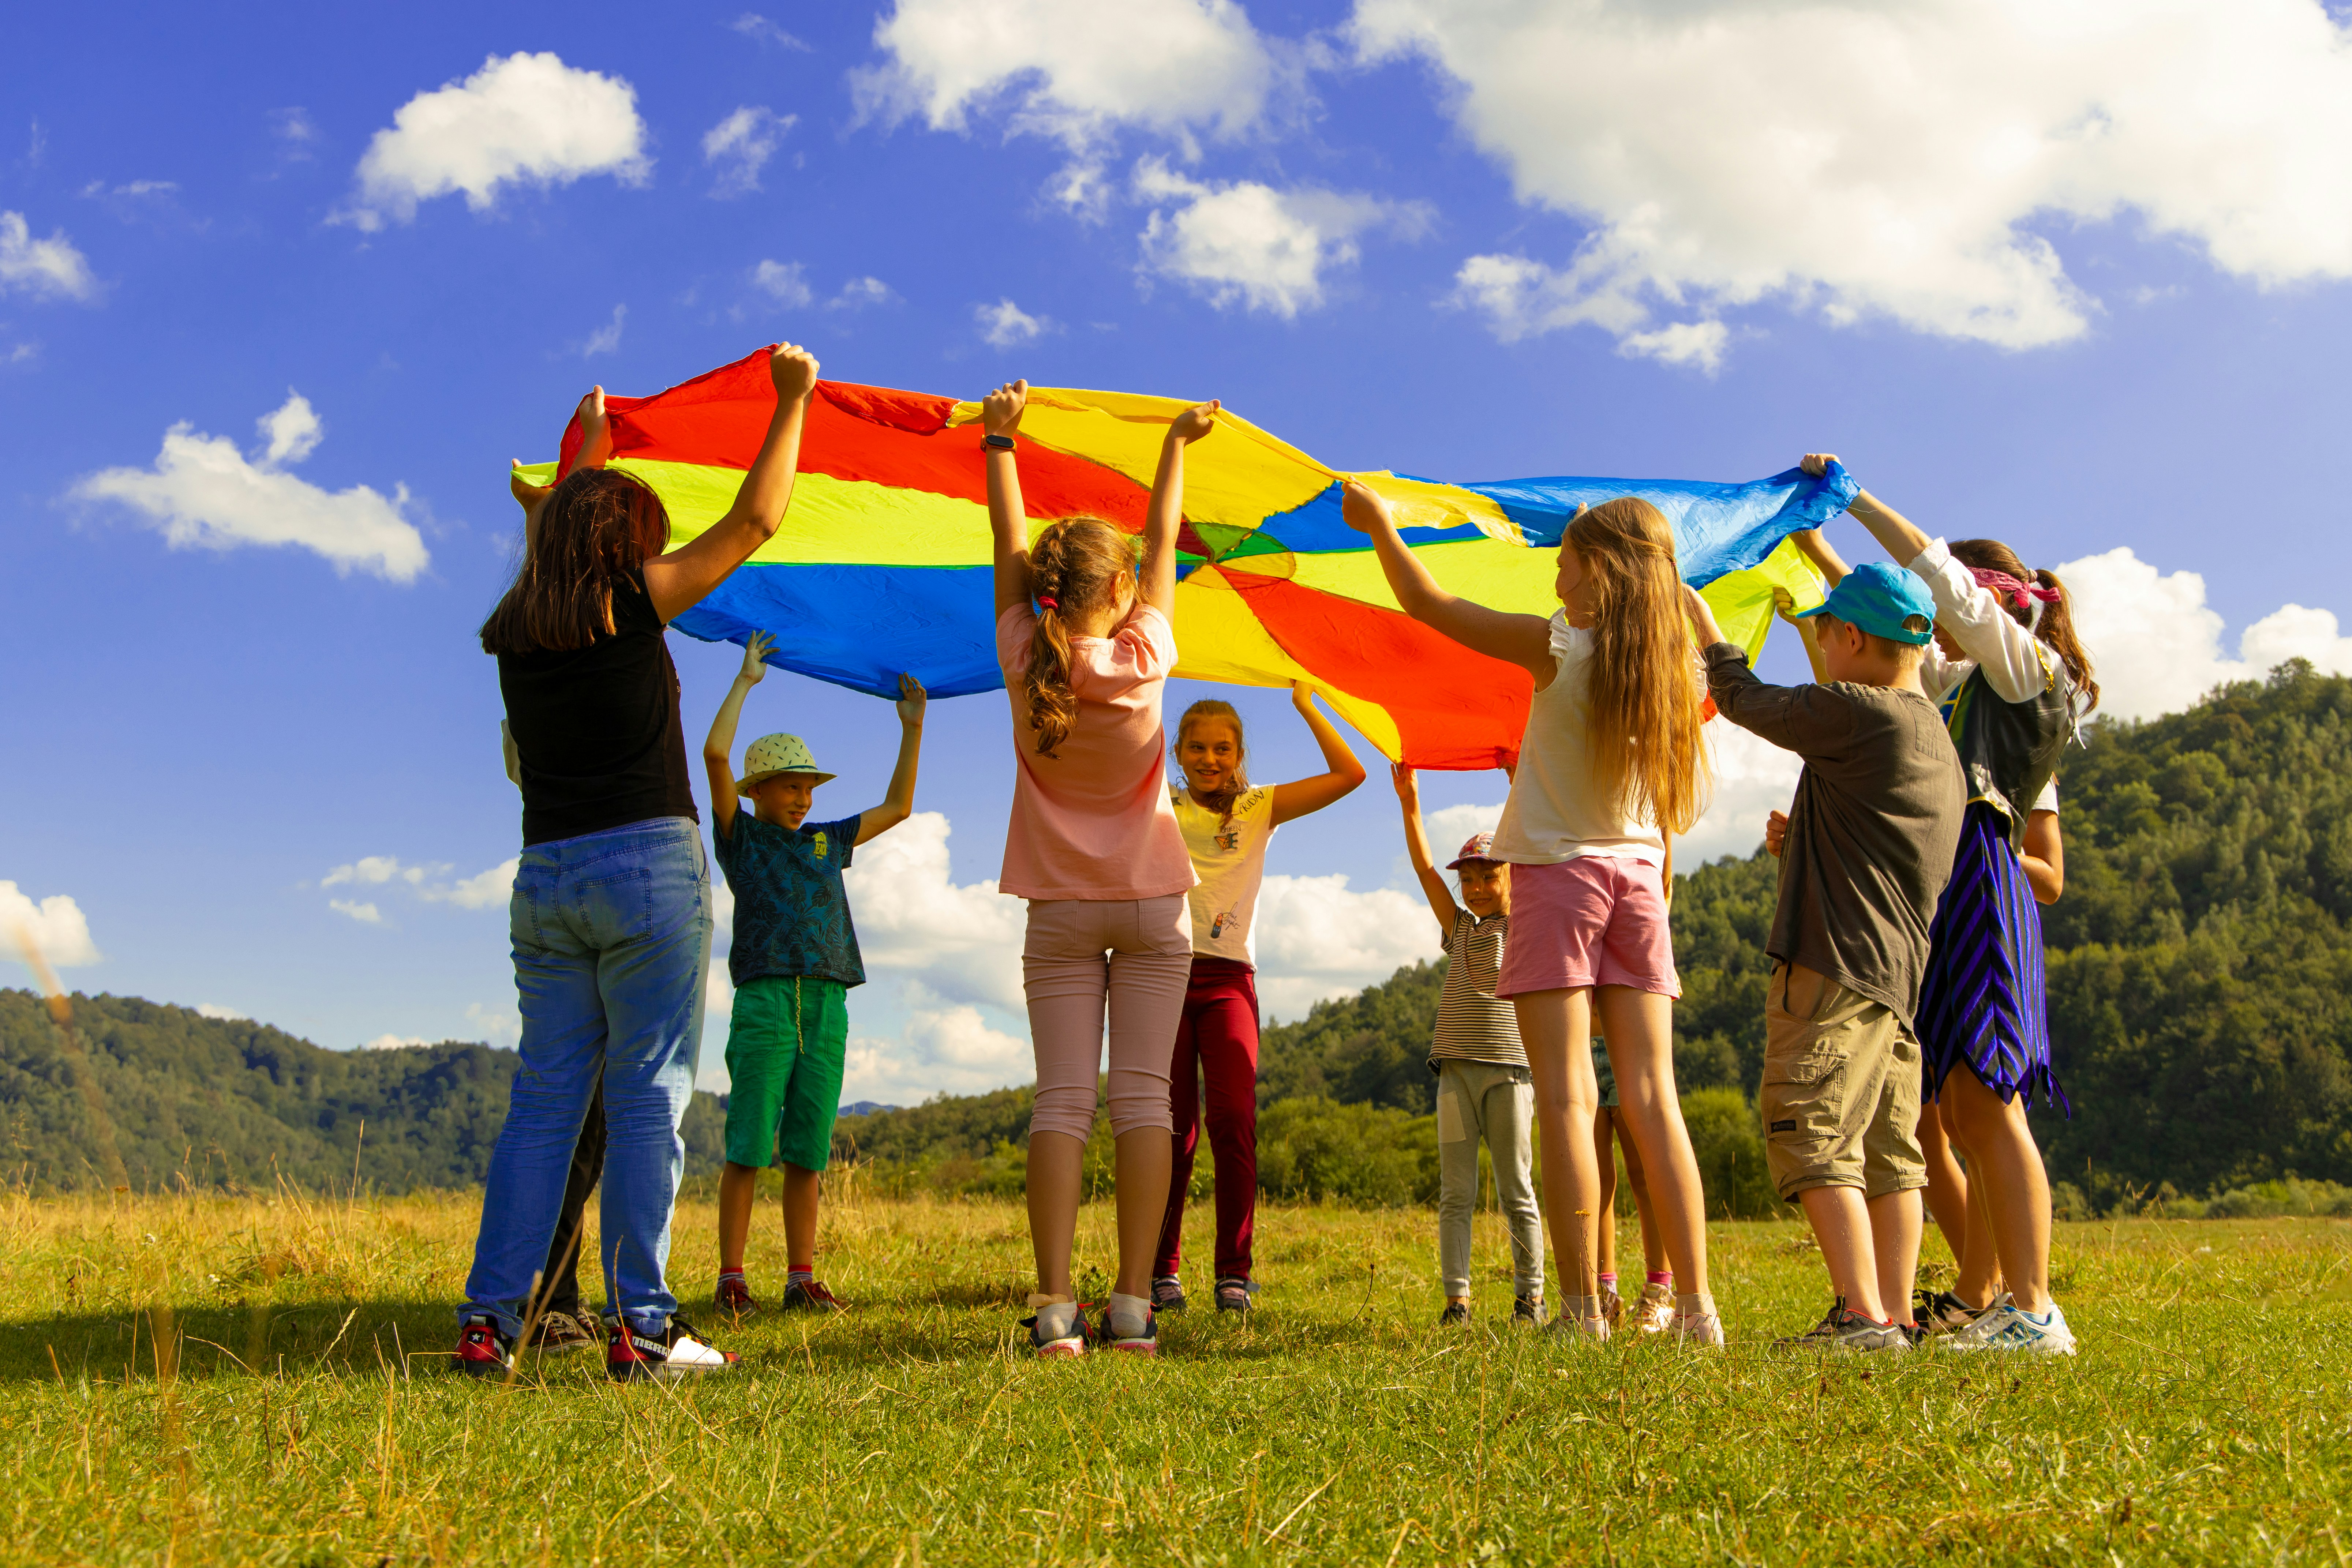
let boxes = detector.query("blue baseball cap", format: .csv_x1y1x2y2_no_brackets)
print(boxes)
1794,560,1936,646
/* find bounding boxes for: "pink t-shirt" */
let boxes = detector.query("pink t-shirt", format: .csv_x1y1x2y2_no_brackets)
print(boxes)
996,602,1197,901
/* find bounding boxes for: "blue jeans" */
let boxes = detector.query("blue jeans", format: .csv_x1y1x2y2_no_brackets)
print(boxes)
461,816,711,1336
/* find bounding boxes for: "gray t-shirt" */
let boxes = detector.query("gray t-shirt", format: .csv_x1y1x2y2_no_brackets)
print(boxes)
1704,644,1966,1024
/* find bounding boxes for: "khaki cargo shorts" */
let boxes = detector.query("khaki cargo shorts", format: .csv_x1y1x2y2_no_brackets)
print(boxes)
1760,964,1927,1202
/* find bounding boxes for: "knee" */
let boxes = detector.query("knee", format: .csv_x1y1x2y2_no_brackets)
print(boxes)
1030,1088,1099,1143
1105,1091,1173,1139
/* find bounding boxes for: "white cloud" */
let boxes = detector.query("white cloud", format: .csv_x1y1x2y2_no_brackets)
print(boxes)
2053,547,2352,721
340,52,648,231
842,811,1026,1011
1133,157,1425,318
1681,721,1804,867
0,882,101,967
842,987,1034,1105
752,259,812,307
1359,0,2352,363
194,1003,246,1021
975,296,1050,347
578,304,626,357
271,108,319,157
324,855,432,889
72,391,427,582
466,1001,520,1048
429,859,519,910
730,14,812,50
831,275,896,310
330,899,383,924
322,854,515,911
1254,873,1439,1020
360,1033,430,1050
703,107,794,198
1618,320,1730,375
0,211,97,301
855,0,1277,155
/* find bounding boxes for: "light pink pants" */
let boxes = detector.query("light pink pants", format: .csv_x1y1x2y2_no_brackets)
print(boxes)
1023,894,1193,1142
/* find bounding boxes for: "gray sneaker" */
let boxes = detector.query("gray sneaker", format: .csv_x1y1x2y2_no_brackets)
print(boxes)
1776,1298,1910,1351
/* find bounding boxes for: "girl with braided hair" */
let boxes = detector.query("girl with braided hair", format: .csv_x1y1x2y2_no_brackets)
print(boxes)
984,378,1220,1357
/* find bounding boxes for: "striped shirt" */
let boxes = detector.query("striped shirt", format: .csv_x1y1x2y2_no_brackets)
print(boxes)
1431,910,1527,1069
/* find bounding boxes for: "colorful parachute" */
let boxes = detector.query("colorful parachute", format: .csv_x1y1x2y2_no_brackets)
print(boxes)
524,348,1852,769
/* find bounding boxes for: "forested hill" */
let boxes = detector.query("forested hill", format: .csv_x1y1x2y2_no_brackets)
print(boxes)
0,993,726,1193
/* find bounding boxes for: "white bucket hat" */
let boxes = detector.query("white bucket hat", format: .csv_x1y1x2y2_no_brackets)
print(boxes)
738,733,836,795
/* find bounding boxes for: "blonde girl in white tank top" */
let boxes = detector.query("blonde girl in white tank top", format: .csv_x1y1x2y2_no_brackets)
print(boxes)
1341,483,1724,1344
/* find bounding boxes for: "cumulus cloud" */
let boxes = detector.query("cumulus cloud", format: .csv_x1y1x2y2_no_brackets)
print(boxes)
703,106,795,198
842,984,1034,1104
1358,0,2352,363
1254,873,1440,1020
72,391,427,582
1134,157,1426,318
975,296,1051,347
323,855,431,889
752,259,812,307
1,882,101,967
321,854,514,913
330,899,383,924
2054,547,2352,721
0,210,97,301
429,859,519,910
466,1002,521,1049
360,1033,430,1050
842,811,1026,1011
1682,722,1804,866
194,1003,246,1021
340,52,648,230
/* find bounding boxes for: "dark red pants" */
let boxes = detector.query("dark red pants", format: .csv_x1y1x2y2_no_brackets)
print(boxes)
1155,957,1259,1281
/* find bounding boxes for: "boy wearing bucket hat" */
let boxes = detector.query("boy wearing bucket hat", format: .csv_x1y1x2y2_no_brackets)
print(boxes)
1683,556,1965,1350
1394,766,1546,1329
703,631,927,1316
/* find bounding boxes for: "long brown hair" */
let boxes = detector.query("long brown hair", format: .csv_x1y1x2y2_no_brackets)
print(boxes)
1949,538,2101,715
1173,699,1249,822
1566,497,1709,836
480,468,670,656
1023,517,1137,755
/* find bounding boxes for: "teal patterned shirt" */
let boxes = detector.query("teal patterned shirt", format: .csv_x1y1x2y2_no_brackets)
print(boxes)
712,812,866,989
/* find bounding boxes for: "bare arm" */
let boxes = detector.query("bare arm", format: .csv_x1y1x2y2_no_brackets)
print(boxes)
1802,453,1931,567
501,721,521,789
1142,401,1219,618
1392,764,1459,933
1269,683,1367,826
855,675,928,846
1790,526,1850,588
2022,809,2063,904
983,381,1031,617
644,344,821,624
702,632,772,839
1774,587,1832,684
1340,481,1553,680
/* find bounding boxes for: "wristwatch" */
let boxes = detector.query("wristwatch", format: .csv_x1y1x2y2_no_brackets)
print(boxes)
983,433,1016,451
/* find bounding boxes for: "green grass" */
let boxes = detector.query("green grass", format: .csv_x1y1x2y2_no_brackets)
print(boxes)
4,1182,2350,1566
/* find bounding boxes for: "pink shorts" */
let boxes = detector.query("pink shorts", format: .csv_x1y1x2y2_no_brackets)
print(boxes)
1494,855,1680,1000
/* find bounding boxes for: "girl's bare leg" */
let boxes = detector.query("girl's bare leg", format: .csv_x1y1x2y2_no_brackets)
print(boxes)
1112,1127,1172,1300
1596,986,1710,1298
1941,1068,2052,1312
1025,1130,1085,1298
1916,1104,1971,1258
1515,987,1600,1311
1593,1108,1619,1281
1618,1121,1668,1275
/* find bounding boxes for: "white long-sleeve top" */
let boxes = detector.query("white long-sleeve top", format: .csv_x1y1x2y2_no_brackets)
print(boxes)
1908,536,2069,815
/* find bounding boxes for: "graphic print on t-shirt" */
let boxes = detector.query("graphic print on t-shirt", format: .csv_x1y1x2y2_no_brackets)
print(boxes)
1172,785,1276,965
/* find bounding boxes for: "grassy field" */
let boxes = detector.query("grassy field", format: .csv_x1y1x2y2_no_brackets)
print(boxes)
4,1180,2349,1567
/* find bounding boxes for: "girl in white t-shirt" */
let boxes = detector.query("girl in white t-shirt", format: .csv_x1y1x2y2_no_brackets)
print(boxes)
1151,684,1366,1316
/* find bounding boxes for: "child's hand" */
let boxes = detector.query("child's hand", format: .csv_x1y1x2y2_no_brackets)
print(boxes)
510,459,552,515
1765,809,1789,858
1289,679,1318,713
1340,480,1394,534
1799,452,1840,478
738,630,774,684
1166,400,1220,445
770,342,821,403
574,386,614,470
1391,760,1418,805
981,380,1028,437
895,672,927,728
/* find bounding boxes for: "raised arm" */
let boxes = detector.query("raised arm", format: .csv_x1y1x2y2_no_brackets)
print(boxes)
1269,683,1368,826
1774,587,1832,684
1142,401,1219,618
1804,454,1932,566
984,380,1032,617
1392,764,1458,933
1340,482,1553,681
702,631,772,838
644,344,821,624
1790,525,1850,588
855,675,927,846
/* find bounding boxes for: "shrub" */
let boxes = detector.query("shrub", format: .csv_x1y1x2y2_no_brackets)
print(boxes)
1255,1098,1439,1206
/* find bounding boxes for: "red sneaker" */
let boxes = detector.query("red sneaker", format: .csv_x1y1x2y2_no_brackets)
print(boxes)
714,1275,759,1316
780,1278,845,1313
607,1316,741,1383
455,1314,517,1379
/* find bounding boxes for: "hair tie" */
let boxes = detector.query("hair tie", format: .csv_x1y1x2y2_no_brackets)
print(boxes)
1036,595,1058,612
1970,567,2061,609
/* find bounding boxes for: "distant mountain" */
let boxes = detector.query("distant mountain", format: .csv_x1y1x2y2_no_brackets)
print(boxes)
0,992,726,1193
837,1100,898,1119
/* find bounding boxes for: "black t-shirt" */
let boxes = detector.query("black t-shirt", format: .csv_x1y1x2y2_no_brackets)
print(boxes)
498,570,700,846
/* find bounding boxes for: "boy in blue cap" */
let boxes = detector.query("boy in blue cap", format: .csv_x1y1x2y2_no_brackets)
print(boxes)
1683,553,1965,1350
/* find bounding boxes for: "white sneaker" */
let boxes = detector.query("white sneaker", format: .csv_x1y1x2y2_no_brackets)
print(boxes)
1632,1282,1677,1335
1547,1311,1611,1342
1672,1310,1726,1347
1940,1293,2077,1355
606,1316,740,1382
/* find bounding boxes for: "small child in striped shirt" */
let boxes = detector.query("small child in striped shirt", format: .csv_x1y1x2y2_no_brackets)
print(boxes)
1394,765,1546,1328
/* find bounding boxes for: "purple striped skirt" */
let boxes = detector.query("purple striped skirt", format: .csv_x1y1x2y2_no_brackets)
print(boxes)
1918,802,2069,1113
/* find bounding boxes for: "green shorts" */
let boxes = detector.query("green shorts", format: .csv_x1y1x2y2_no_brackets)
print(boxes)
722,975,849,1172
1590,1038,1619,1110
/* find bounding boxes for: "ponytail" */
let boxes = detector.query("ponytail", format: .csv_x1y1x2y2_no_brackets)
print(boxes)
1950,539,2100,716
1022,517,1136,757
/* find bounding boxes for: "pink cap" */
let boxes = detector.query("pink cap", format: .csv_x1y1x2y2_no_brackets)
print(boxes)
1445,832,1501,870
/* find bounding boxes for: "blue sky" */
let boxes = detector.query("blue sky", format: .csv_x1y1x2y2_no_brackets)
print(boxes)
8,1,2352,1104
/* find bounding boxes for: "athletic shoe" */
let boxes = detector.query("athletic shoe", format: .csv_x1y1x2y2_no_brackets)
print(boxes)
606,1316,741,1383
1100,1302,1158,1357
1915,1288,1988,1335
780,1278,845,1313
1438,1301,1470,1327
1214,1276,1257,1314
528,1310,600,1353
1547,1310,1611,1342
714,1275,759,1316
1022,1298,1086,1358
1632,1282,1677,1335
1512,1295,1547,1328
1151,1275,1188,1313
1775,1299,1909,1352
1672,1310,1726,1347
454,1314,517,1379
1599,1285,1623,1328
1940,1293,2078,1355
